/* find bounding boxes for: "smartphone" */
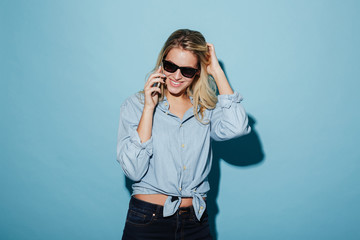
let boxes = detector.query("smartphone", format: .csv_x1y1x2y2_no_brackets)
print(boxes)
152,82,161,88
152,65,166,88
151,66,165,96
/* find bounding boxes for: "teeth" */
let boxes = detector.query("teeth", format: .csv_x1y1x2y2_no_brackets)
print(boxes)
171,80,180,85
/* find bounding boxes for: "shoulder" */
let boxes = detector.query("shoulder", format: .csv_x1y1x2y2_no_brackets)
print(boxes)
120,92,145,113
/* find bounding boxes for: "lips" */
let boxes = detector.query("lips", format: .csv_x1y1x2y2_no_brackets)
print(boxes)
169,79,182,87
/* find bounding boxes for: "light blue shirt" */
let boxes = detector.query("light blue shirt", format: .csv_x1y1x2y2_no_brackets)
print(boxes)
116,91,250,220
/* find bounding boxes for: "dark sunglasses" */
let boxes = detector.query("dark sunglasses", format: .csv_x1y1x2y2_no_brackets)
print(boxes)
162,59,198,78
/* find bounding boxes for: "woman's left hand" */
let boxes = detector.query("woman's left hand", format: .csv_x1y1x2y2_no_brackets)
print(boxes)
206,43,234,95
206,43,223,77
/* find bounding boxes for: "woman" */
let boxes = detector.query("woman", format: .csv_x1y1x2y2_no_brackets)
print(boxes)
117,29,250,239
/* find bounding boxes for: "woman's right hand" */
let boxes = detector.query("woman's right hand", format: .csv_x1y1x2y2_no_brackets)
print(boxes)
143,66,166,110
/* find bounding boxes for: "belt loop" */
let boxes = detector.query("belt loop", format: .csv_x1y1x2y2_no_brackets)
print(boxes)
156,204,162,217
190,204,195,216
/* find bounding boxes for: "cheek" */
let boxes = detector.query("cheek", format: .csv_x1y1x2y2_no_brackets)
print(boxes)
186,78,196,86
183,79,194,87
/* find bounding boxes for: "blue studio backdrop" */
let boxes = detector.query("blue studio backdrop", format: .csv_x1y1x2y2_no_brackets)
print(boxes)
1,0,359,239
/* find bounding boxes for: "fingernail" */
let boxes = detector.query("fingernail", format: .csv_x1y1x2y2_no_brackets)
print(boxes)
163,74,166,77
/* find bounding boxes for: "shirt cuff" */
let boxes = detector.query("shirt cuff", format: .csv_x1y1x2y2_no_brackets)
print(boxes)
217,92,244,109
129,129,153,156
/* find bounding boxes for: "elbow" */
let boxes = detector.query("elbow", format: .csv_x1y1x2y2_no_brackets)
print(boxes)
240,113,251,134
237,123,251,137
123,169,144,182
234,114,251,137
116,151,148,182
227,123,251,139
211,107,251,141
222,116,251,139
225,107,252,138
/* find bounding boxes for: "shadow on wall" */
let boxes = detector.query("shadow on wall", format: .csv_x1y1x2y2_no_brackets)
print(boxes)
208,114,265,239
206,60,265,239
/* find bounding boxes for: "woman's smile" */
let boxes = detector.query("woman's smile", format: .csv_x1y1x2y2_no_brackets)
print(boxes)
169,79,182,87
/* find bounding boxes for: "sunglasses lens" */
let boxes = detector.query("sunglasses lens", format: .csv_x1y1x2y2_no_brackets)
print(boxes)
163,61,177,73
181,68,197,78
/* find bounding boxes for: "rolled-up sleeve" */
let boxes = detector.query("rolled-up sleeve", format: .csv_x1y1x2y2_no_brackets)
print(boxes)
210,92,251,141
116,100,153,181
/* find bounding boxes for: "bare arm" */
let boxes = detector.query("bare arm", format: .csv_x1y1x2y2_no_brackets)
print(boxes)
137,107,155,143
137,66,165,143
206,43,234,95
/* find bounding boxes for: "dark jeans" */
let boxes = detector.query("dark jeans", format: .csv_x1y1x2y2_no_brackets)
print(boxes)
122,196,212,240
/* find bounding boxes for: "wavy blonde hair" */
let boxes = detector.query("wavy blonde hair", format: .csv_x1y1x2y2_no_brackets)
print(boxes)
150,29,218,123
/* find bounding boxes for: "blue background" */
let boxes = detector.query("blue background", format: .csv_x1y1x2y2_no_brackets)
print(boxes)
1,0,359,239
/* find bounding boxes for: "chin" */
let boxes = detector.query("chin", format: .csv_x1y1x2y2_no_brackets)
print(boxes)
167,88,187,97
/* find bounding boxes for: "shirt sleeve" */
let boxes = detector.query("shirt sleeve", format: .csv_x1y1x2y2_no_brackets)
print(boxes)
210,91,251,141
116,99,153,181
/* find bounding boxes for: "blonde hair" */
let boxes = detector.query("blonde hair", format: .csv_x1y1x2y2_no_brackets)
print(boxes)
141,29,218,123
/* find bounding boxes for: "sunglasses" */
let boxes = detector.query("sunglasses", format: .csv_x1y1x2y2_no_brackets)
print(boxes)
162,59,198,78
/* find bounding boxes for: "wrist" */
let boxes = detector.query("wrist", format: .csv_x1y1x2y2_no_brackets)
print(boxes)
143,105,155,113
210,68,225,81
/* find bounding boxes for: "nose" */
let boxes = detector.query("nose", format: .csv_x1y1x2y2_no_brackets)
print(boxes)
174,69,182,80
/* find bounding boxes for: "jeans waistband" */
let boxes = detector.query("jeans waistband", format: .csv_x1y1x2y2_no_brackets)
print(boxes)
129,196,195,216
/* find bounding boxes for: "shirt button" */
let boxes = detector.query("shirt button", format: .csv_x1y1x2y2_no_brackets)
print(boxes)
180,124,183,127
164,102,168,106
183,166,186,170
166,112,169,115
181,144,185,148
199,206,204,213
179,187,182,191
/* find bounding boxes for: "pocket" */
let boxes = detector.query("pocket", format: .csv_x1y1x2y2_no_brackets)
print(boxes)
191,210,209,224
126,207,155,226
201,210,209,223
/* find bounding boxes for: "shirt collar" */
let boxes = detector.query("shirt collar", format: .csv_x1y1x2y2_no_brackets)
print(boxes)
157,95,200,117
